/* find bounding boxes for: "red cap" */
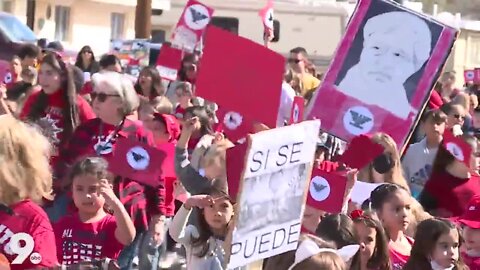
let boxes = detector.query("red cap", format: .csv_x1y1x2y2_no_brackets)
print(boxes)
458,195,480,229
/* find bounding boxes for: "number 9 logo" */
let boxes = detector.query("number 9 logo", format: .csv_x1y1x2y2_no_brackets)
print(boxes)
9,233,37,265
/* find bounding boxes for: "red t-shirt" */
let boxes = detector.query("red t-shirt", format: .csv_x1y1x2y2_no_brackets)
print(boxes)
389,236,414,270
463,252,480,270
428,90,444,109
54,214,124,265
0,200,57,269
421,170,480,217
20,89,96,165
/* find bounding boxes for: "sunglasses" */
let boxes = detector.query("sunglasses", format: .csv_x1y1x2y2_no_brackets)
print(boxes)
83,51,92,54
91,92,120,102
288,58,301,64
453,114,465,120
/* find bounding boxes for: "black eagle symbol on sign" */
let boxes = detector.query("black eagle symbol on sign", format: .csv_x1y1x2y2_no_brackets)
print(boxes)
97,143,112,153
349,110,372,129
451,147,460,157
268,13,273,22
312,181,327,193
131,151,146,162
189,7,208,23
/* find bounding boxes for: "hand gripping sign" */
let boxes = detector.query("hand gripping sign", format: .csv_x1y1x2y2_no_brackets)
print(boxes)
171,0,214,52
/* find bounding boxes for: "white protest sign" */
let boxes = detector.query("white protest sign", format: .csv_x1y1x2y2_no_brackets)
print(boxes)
227,120,320,268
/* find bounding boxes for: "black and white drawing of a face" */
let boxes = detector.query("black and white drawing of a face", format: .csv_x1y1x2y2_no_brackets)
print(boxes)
357,12,431,89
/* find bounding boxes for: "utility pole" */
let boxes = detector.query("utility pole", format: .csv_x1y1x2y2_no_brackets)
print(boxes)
135,0,152,39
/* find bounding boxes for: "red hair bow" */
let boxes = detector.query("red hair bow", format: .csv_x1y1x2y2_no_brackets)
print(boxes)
350,209,365,220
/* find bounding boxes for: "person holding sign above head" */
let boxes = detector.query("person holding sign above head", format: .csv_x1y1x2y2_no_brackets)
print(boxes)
0,115,58,269
337,12,432,120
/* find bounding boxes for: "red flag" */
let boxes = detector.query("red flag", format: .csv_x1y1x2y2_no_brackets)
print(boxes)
306,169,347,213
215,106,258,142
474,68,480,84
171,0,214,51
226,143,248,202
337,134,384,170
109,138,166,187
259,0,274,33
196,26,284,130
289,96,304,124
156,44,183,81
443,129,472,167
465,70,475,83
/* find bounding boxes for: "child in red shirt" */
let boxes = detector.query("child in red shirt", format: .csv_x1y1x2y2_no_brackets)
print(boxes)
370,184,414,270
420,135,480,217
54,157,136,266
0,115,58,269
458,195,480,270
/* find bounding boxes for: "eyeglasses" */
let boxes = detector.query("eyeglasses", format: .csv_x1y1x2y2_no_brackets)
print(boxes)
288,58,301,64
453,114,465,120
91,92,120,102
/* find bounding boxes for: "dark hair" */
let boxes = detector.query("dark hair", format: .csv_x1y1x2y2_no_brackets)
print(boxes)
28,53,79,143
99,54,121,69
431,134,476,175
191,180,233,257
75,45,97,71
289,47,308,56
315,214,361,270
316,214,357,247
178,53,199,82
403,218,467,270
68,157,111,186
421,109,447,123
134,66,163,100
370,183,407,211
18,44,39,60
184,106,214,136
37,38,48,49
71,65,84,94
47,41,64,52
352,214,391,270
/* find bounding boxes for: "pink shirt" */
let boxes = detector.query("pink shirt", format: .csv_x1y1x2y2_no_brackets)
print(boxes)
389,236,414,270
0,200,58,269
54,213,124,265
463,252,480,270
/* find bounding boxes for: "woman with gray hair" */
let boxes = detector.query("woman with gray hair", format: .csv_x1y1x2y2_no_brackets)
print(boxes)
54,71,166,269
337,11,432,120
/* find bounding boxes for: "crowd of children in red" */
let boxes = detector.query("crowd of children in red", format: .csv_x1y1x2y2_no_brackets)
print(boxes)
0,11,480,270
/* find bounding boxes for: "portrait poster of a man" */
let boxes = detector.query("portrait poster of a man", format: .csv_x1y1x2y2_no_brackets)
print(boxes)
306,0,458,149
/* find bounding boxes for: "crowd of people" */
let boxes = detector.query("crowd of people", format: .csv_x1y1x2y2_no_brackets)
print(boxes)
0,29,479,270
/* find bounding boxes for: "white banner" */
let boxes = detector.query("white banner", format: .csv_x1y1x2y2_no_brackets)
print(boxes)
228,120,320,268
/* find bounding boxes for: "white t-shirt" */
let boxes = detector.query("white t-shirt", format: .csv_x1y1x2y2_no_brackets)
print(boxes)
277,82,296,127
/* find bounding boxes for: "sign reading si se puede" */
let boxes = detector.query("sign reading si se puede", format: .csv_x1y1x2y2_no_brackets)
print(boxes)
226,120,320,268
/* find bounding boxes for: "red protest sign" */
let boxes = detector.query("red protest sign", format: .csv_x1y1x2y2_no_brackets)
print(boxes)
171,0,214,52
289,96,304,124
259,0,274,33
109,138,166,187
196,26,284,133
156,44,183,81
443,129,472,168
306,169,348,213
464,69,475,83
338,134,384,170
